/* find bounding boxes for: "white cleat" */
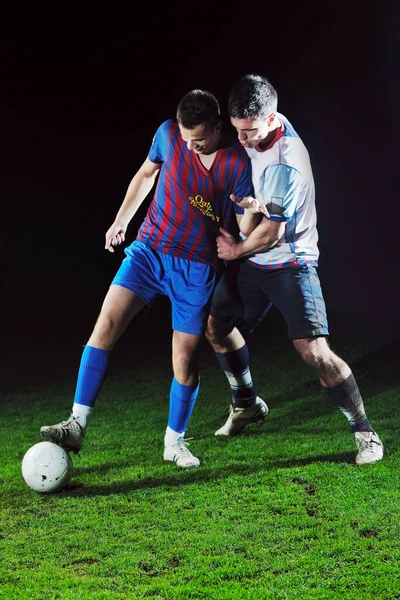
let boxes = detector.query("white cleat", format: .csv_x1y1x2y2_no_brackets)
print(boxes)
40,417,85,454
355,431,384,465
215,397,269,436
163,437,200,468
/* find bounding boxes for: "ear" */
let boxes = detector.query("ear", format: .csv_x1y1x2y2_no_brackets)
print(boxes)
215,121,222,133
267,113,275,126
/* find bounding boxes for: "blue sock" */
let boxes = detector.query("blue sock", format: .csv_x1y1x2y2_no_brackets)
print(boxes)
73,345,109,408
215,345,256,408
168,377,200,434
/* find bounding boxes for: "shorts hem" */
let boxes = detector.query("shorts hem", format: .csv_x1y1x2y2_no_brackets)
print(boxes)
173,325,205,336
110,281,151,307
288,329,330,341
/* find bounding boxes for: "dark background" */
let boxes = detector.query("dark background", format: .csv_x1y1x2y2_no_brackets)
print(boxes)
1,1,399,375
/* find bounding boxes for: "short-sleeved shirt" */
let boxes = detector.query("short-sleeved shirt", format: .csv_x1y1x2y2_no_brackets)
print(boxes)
136,119,253,271
243,113,319,270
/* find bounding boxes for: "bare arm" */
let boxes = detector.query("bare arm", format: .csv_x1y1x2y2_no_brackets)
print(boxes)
105,158,161,252
231,194,269,236
217,218,286,261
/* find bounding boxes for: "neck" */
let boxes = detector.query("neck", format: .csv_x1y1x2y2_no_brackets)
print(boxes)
258,117,281,150
209,131,222,153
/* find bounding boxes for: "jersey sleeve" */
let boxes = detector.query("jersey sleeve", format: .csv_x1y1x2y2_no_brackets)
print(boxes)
261,164,303,222
232,155,254,215
147,120,172,164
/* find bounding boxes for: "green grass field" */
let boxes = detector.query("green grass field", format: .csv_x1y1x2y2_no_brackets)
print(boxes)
1,311,399,599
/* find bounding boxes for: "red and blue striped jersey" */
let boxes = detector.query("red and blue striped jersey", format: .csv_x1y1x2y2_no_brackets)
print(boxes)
136,119,253,270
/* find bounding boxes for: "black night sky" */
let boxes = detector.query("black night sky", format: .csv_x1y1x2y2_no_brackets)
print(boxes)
2,2,399,372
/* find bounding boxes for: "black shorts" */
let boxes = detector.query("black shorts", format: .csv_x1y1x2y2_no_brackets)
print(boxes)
210,261,329,340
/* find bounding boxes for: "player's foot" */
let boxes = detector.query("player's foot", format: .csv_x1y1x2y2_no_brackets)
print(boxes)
163,437,200,468
354,431,383,465
215,396,269,436
40,417,85,454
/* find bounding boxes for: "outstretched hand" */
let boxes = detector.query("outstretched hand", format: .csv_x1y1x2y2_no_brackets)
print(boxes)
230,193,269,217
105,223,126,253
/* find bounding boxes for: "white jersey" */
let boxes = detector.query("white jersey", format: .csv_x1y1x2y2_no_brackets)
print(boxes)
243,112,319,269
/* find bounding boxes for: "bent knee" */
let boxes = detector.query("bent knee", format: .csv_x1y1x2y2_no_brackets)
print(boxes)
90,310,124,346
205,315,218,343
95,311,117,332
293,337,331,367
205,315,231,342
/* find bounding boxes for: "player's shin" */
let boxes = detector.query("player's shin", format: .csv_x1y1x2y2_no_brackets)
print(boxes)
72,345,110,429
214,345,256,408
164,377,200,445
321,373,373,432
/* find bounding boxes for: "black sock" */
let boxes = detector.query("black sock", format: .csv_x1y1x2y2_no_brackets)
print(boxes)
215,345,256,408
322,373,373,433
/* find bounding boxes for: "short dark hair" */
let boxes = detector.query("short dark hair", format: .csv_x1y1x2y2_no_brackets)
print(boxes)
176,89,221,131
228,74,278,120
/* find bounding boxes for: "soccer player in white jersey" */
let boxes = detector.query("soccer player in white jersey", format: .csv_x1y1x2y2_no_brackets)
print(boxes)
206,73,383,465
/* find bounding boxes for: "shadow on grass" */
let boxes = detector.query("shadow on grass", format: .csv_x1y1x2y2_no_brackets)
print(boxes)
213,394,335,431
348,340,400,393
245,339,400,430
207,389,383,435
65,451,358,498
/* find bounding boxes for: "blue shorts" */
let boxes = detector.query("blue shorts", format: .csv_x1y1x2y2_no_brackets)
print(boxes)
111,241,217,335
210,261,329,340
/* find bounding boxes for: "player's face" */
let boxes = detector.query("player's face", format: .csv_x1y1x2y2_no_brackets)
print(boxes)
230,116,272,149
179,122,221,155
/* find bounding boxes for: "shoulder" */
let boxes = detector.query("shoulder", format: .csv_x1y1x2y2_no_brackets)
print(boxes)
263,164,304,192
230,143,251,166
265,163,302,178
155,119,176,136
218,134,249,162
151,119,181,149
277,113,298,137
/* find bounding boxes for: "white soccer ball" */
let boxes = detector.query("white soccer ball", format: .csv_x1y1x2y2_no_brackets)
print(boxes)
22,441,73,493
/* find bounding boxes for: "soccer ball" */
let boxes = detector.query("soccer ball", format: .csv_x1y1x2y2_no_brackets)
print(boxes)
22,441,73,493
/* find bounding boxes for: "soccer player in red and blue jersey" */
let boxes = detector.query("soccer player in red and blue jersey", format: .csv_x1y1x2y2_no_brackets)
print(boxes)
40,89,264,468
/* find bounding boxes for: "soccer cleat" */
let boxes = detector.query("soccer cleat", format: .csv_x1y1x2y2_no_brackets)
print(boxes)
40,417,85,454
354,431,384,465
215,396,269,436
163,437,200,468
